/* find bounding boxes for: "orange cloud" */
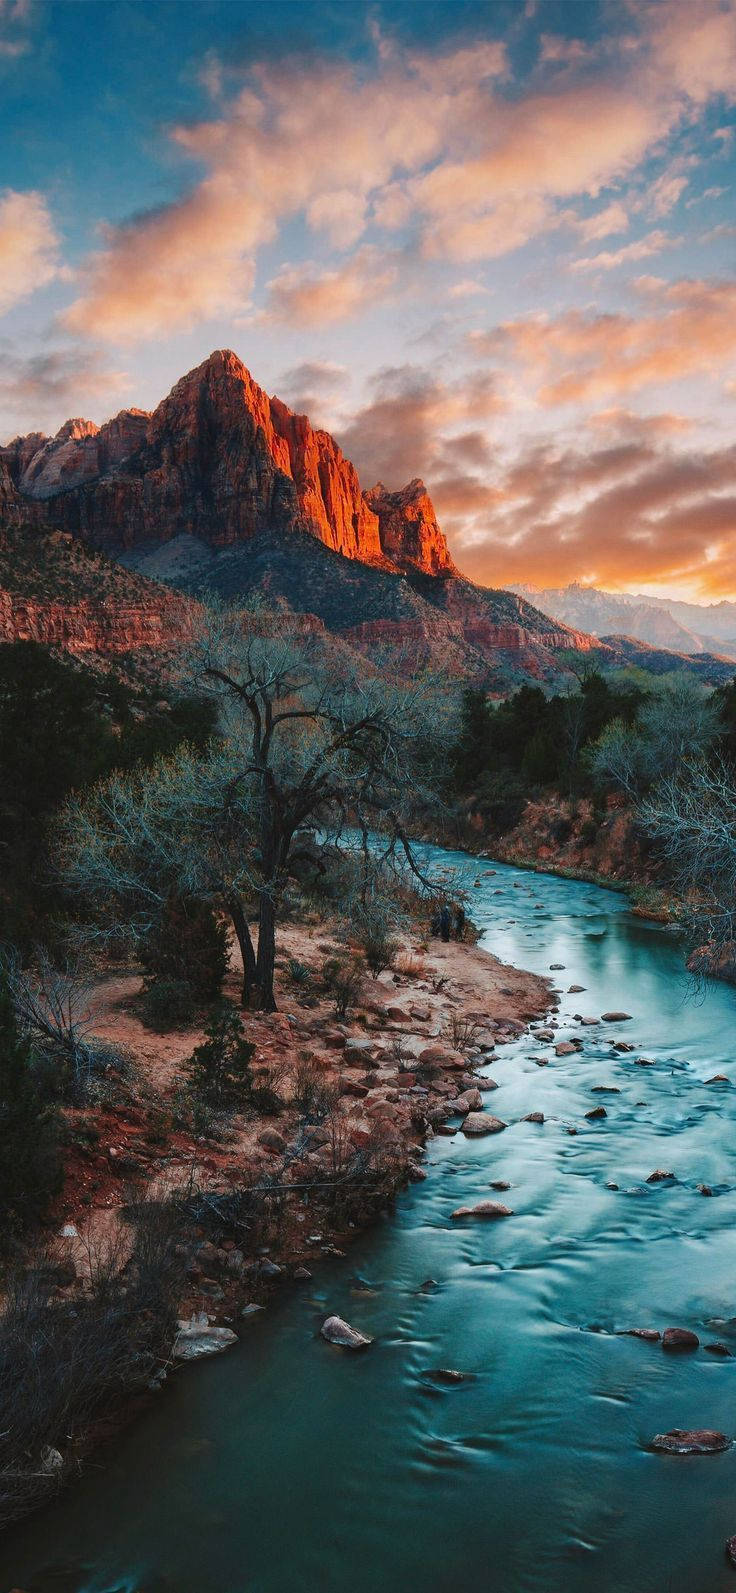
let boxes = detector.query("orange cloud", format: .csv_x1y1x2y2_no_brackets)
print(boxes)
261,248,397,327
473,277,736,403
339,364,504,487
448,433,736,596
60,0,736,340
0,189,59,315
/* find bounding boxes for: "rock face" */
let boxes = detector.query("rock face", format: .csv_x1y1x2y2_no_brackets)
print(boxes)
364,479,456,576
0,351,453,576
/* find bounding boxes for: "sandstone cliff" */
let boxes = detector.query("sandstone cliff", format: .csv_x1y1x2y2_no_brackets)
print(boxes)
1,351,450,576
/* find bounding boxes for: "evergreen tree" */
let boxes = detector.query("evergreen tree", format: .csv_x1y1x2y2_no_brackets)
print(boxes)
0,973,61,1239
185,1001,254,1111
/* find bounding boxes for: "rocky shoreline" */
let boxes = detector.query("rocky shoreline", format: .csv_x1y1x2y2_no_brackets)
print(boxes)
9,920,552,1521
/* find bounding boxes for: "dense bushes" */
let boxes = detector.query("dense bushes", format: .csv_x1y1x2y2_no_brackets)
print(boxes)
0,640,216,949
449,673,645,811
0,1201,181,1529
0,972,61,1241
140,894,229,1002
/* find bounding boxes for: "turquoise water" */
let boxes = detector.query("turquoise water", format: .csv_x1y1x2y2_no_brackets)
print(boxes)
3,849,736,1593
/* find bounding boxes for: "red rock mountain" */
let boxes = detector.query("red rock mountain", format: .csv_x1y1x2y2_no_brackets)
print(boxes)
1,350,454,576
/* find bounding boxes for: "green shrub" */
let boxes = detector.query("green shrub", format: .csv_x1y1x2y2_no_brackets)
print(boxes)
321,957,364,1018
354,905,399,978
185,1002,255,1112
139,978,196,1032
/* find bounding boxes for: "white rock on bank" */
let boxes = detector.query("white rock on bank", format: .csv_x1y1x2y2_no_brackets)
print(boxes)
174,1313,238,1361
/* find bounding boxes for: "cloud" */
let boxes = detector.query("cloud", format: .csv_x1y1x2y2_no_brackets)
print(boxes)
338,363,504,488
60,0,736,340
576,202,629,243
451,431,736,595
276,359,348,426
261,247,397,326
0,190,60,315
472,277,736,403
570,228,675,273
0,0,34,59
0,344,129,437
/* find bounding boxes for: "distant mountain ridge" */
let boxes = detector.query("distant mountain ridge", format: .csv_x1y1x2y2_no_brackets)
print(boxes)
514,582,736,662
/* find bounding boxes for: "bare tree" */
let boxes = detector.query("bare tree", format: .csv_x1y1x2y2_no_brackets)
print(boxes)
60,611,449,1011
590,678,722,797
1,947,99,1099
640,757,736,949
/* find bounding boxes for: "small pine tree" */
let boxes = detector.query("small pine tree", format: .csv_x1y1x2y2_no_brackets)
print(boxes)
185,1001,255,1112
0,972,61,1239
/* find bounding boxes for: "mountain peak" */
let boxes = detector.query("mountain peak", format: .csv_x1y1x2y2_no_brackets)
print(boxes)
0,349,454,577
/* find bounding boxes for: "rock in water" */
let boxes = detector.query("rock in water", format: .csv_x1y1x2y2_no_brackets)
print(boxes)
451,1200,513,1219
423,1368,470,1384
662,1327,700,1350
621,1328,661,1342
173,1315,238,1361
726,1534,736,1567
646,1169,675,1183
651,1429,730,1454
461,1112,507,1136
320,1315,372,1349
601,1011,632,1021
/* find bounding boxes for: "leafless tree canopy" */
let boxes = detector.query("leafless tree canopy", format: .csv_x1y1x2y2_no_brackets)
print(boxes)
60,608,452,1010
641,757,736,948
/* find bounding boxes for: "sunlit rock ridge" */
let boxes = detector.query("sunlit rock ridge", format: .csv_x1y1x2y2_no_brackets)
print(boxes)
0,350,457,578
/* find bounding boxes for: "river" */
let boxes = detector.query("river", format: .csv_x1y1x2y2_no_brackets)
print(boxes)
2,847,736,1593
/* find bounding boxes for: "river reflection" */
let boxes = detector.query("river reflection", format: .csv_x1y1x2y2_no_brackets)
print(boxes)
2,850,736,1593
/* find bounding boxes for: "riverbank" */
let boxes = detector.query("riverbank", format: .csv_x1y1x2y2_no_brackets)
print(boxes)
2,914,552,1527
427,789,678,922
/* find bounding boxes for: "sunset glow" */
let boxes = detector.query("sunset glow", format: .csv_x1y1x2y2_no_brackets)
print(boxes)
2,0,735,597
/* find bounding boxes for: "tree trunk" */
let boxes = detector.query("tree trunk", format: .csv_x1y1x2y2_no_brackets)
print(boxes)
229,899,258,1007
255,888,277,1012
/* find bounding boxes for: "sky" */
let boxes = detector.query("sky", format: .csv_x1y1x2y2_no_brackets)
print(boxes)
1,0,735,600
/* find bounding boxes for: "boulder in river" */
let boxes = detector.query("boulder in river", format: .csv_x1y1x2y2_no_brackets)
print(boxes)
523,1111,544,1124
705,1342,733,1356
490,1179,511,1190
651,1429,730,1454
555,1041,578,1056
320,1315,372,1349
462,1112,507,1136
621,1328,661,1341
646,1170,675,1183
585,1105,607,1120
698,1184,714,1196
423,1367,471,1384
601,1011,632,1021
662,1327,700,1350
726,1535,736,1568
568,984,585,993
451,1200,513,1219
